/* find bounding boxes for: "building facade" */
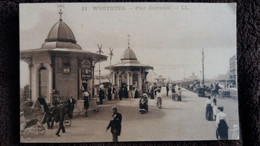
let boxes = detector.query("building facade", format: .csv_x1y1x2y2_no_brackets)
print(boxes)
229,55,237,86
20,11,107,103
105,47,153,96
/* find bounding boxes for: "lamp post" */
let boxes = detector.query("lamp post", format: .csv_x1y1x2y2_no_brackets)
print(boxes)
109,47,114,83
97,44,103,85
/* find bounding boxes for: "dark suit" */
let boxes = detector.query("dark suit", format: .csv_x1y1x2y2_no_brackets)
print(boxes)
108,87,112,100
67,98,76,119
56,104,66,136
166,85,169,96
99,89,104,104
107,112,122,142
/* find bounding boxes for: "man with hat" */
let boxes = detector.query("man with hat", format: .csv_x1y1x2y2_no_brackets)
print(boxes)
67,94,76,119
216,106,229,140
106,106,122,142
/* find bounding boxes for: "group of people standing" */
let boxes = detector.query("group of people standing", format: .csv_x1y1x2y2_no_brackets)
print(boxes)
204,96,229,140
98,84,119,104
170,84,182,101
98,84,142,104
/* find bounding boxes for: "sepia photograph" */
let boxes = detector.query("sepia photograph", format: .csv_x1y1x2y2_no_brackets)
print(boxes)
19,3,238,143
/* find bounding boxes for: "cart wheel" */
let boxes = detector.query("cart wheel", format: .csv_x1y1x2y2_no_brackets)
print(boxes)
64,119,71,127
37,125,46,135
23,129,31,138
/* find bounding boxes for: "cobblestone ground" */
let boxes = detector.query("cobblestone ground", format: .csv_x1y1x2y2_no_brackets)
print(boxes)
21,87,239,143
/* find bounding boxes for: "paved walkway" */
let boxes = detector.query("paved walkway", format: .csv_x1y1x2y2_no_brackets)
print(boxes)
21,87,239,143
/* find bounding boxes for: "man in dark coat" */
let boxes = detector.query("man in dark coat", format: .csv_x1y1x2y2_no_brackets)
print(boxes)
119,87,124,100
107,85,112,101
55,103,66,137
123,85,128,98
106,106,122,142
67,95,76,119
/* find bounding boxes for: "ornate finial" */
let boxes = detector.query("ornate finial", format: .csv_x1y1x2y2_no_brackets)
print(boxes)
97,44,103,54
127,34,131,48
109,48,114,57
57,4,64,21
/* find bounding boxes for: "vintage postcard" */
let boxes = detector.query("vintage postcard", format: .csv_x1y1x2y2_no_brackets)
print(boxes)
19,3,238,142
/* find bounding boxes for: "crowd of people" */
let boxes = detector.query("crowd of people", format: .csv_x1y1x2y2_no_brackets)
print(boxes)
20,81,235,142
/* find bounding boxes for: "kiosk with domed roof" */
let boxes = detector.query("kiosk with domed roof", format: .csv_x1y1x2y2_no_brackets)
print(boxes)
20,9,107,103
105,43,153,97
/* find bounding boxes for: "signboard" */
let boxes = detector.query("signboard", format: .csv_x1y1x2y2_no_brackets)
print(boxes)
81,60,92,79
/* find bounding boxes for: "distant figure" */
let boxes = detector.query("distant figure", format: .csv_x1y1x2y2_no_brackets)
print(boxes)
177,87,182,101
67,95,76,119
112,85,117,100
210,83,214,90
205,96,213,121
213,96,217,105
20,112,26,134
106,106,122,142
171,84,176,94
156,88,162,109
211,99,218,120
82,80,88,91
134,87,139,98
139,93,148,112
108,85,112,101
166,84,169,96
150,85,154,99
119,86,124,100
83,91,90,117
99,84,105,104
123,85,128,98
216,106,229,140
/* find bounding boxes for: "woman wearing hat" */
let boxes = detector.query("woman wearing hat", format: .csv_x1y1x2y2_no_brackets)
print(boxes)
216,106,229,140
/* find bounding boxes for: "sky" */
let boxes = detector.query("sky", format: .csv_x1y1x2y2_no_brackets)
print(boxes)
20,3,236,87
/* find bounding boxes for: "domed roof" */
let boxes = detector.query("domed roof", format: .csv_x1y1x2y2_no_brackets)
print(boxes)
41,19,81,50
46,20,76,43
121,47,138,60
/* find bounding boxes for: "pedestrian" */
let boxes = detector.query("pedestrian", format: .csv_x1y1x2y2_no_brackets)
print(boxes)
123,85,128,98
112,85,118,100
205,96,213,121
83,90,90,117
212,96,217,106
177,87,182,101
67,94,76,119
99,84,104,104
56,102,66,137
211,99,218,120
150,85,154,99
216,106,229,140
108,85,112,101
20,111,26,135
106,106,122,142
166,84,169,96
134,87,139,98
156,88,162,109
139,93,148,112
119,86,124,100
